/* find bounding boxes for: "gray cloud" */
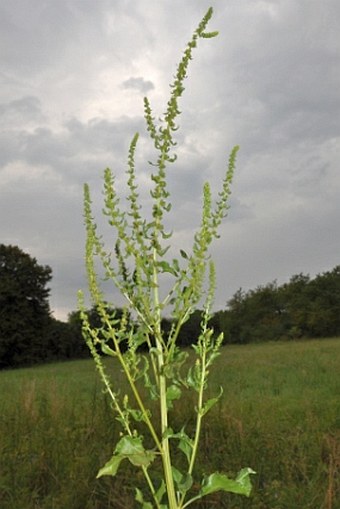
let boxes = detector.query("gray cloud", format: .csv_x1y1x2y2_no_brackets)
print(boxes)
121,77,155,94
0,96,45,122
0,0,339,320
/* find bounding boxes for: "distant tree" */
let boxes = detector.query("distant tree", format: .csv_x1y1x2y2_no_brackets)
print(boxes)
0,244,52,367
223,288,249,343
210,308,233,344
45,317,89,360
223,283,286,343
299,267,340,337
176,310,203,347
280,273,311,338
218,266,340,344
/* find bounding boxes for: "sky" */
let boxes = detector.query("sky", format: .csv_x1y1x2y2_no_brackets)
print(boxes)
1,0,339,321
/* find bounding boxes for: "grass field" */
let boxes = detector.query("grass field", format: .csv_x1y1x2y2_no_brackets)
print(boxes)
0,338,339,508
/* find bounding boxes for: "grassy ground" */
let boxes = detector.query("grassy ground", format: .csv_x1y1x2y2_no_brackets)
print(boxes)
0,338,339,508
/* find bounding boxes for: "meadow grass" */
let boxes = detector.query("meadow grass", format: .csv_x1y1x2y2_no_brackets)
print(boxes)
0,338,339,508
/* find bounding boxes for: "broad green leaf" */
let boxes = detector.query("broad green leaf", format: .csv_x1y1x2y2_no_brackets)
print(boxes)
96,455,122,478
163,427,193,464
186,364,201,391
200,387,223,416
163,349,188,379
178,439,192,465
166,384,182,408
200,468,256,498
171,467,193,495
97,436,155,478
116,436,155,468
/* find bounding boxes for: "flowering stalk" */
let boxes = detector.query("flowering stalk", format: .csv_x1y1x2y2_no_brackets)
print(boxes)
79,7,254,508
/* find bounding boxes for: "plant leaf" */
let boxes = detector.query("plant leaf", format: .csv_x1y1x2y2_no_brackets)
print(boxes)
97,436,156,478
200,469,256,498
116,435,156,468
200,387,223,416
171,466,193,495
180,249,189,259
186,364,201,391
155,480,166,504
129,409,147,422
96,455,123,478
201,30,219,38
135,488,153,508
166,384,182,408
157,260,178,276
144,372,159,400
163,427,193,464
101,343,116,357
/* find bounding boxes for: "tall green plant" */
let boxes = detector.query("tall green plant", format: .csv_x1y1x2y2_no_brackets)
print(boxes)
79,7,254,508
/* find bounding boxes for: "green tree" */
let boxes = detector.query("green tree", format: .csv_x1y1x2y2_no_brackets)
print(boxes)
0,244,52,367
280,273,311,338
221,266,340,343
307,266,340,337
224,282,291,343
46,316,89,360
287,267,340,338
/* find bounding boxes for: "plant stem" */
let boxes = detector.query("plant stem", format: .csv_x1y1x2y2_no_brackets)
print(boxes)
152,247,178,509
179,339,207,508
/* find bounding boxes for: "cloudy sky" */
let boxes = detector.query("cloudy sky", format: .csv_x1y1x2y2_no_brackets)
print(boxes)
1,0,339,321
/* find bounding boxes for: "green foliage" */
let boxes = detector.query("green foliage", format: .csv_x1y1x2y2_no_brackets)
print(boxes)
219,265,340,343
0,244,52,368
79,7,253,508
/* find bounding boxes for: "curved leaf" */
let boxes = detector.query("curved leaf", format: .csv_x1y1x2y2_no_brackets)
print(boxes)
200,387,223,416
97,436,156,478
200,468,256,498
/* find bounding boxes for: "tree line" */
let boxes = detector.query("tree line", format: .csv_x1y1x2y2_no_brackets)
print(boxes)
212,266,340,344
0,244,339,368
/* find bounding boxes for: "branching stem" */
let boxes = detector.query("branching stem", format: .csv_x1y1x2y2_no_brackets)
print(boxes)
80,6,254,508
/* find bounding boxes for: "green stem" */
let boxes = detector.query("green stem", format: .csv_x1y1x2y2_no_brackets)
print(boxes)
152,248,178,509
112,333,163,452
124,362,162,451
188,357,206,475
142,466,162,509
179,341,207,508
